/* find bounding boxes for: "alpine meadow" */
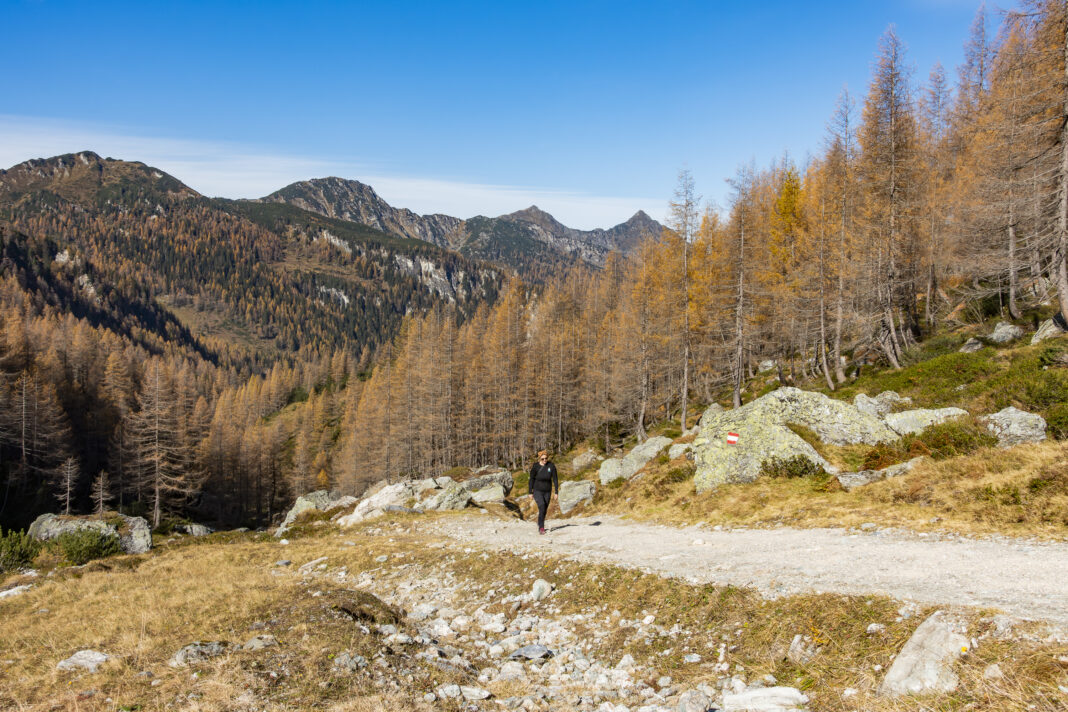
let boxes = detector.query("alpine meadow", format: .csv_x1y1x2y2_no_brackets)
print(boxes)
3,3,1068,712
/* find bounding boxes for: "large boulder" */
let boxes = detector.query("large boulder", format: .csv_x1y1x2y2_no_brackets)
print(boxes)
621,436,672,477
599,436,671,485
28,513,151,554
460,469,514,496
1032,314,1067,345
337,482,416,527
470,484,506,504
884,407,968,436
571,450,599,471
989,321,1024,344
558,480,596,514
276,490,357,536
854,391,911,417
879,611,969,696
980,407,1047,448
598,458,625,485
693,387,897,492
423,482,472,511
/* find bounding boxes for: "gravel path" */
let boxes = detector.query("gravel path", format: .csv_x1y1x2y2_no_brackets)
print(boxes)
427,514,1068,627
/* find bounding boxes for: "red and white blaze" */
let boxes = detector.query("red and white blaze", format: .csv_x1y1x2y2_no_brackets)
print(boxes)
726,432,739,445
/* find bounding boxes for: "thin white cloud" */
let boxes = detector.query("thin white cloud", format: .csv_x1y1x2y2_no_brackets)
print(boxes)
0,115,663,230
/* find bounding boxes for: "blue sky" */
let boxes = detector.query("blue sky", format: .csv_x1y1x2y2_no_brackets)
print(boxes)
2,1,1000,228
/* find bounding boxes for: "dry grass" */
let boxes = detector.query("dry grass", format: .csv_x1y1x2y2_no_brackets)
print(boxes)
588,441,1068,540
2,518,1065,711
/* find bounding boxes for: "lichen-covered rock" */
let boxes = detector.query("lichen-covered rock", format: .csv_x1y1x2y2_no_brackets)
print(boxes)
425,482,472,511
169,641,228,667
558,480,596,514
28,513,151,554
461,469,514,496
879,611,969,696
1032,316,1066,345
836,457,925,491
980,407,1047,448
471,484,506,504
959,337,984,353
989,321,1024,344
854,391,911,417
621,436,672,478
276,490,357,536
693,387,898,492
571,450,599,471
179,523,213,537
668,442,693,460
598,458,624,485
884,407,968,436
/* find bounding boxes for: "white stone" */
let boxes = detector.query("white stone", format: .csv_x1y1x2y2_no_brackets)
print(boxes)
57,650,109,673
722,686,808,711
879,611,969,696
532,579,553,601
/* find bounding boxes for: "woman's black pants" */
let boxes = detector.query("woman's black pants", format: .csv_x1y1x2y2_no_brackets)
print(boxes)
533,490,551,529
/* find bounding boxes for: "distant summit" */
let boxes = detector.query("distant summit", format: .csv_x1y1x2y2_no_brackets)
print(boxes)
261,177,463,248
262,177,664,275
0,151,198,206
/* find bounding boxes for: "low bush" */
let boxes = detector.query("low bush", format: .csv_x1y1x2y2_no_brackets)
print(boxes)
54,529,121,566
0,529,41,571
1045,403,1068,440
662,465,695,484
760,456,826,479
863,419,996,469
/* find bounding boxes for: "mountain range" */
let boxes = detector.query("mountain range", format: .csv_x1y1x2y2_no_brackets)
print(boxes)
0,151,662,364
261,177,663,275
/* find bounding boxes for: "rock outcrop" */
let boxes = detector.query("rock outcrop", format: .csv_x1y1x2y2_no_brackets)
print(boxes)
460,468,514,496
693,388,899,492
599,436,672,485
28,513,151,554
276,490,357,536
884,407,968,436
959,337,984,353
980,407,1047,448
854,391,912,417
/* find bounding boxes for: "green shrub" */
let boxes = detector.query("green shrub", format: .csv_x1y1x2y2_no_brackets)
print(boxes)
910,419,997,459
1046,403,1068,440
760,456,826,479
660,427,683,439
1038,344,1068,368
662,466,695,484
865,419,996,468
0,529,41,571
441,465,470,480
54,529,121,566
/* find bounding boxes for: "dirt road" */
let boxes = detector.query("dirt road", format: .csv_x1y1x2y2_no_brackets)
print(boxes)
423,514,1068,628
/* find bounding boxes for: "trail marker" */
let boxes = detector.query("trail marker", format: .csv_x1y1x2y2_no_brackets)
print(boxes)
726,432,739,445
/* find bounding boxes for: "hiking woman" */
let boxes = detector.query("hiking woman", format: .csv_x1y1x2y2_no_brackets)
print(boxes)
528,449,558,534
